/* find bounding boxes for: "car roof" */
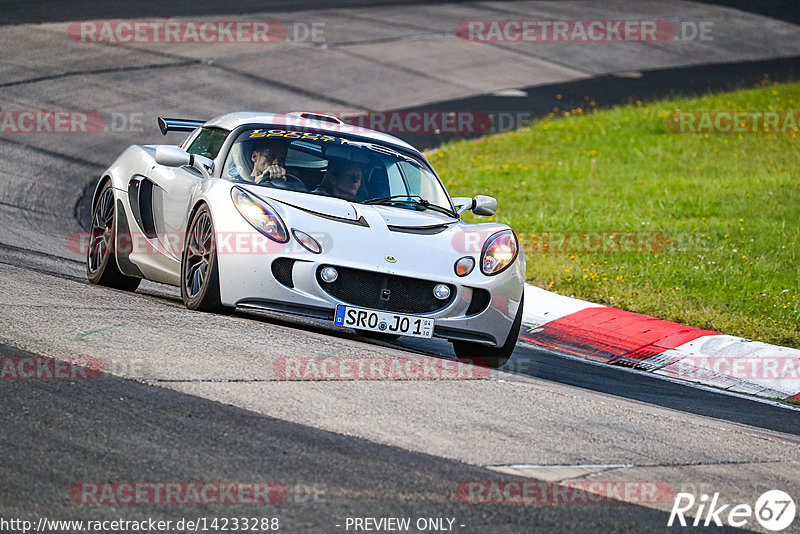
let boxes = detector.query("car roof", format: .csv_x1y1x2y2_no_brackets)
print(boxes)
203,111,421,155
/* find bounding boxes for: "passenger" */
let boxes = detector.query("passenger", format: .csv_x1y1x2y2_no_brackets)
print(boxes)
324,160,363,200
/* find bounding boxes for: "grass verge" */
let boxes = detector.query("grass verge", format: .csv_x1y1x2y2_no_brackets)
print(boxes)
431,80,800,348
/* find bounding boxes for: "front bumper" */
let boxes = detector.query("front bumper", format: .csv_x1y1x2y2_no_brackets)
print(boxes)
219,249,524,347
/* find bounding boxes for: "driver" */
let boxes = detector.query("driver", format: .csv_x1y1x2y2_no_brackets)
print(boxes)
250,140,288,183
324,160,363,200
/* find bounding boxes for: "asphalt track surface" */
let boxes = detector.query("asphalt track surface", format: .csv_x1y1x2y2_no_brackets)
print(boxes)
2,1,800,533
1,343,713,533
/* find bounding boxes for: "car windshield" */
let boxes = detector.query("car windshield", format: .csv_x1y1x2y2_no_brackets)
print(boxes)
223,128,454,215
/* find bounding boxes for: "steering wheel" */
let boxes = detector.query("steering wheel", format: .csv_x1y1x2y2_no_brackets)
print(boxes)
269,172,306,192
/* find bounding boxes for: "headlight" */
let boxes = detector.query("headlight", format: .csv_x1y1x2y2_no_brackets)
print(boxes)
231,187,288,243
292,229,322,254
480,230,518,276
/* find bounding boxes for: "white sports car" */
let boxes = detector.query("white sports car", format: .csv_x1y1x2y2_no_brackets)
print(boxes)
87,112,525,367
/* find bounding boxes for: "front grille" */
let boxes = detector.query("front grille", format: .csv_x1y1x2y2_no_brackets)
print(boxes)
317,265,455,314
271,258,295,288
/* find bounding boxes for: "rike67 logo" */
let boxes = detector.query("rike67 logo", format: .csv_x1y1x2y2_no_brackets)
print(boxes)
669,490,795,531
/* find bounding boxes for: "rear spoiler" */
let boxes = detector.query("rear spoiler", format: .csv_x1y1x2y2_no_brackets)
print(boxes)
157,117,205,135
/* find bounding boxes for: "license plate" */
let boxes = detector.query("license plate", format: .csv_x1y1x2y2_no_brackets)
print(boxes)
334,305,434,338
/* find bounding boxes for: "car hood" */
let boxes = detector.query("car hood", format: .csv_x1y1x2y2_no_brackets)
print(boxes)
369,205,455,229
235,184,514,279
239,184,455,228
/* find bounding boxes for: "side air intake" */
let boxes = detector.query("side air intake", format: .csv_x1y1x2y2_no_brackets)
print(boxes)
271,258,295,288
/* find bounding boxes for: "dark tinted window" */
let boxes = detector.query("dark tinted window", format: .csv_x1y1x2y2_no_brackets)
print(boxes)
222,128,452,212
186,127,229,159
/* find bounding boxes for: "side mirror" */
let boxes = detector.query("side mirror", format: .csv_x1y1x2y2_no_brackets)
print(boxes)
453,195,497,216
155,145,190,167
472,195,497,216
155,146,214,179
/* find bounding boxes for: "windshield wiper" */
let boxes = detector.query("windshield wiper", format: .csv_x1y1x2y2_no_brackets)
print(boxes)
364,194,428,205
363,195,456,217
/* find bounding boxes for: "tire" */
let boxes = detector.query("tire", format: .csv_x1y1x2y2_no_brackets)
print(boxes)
180,205,234,314
86,181,141,291
355,330,401,342
452,294,524,369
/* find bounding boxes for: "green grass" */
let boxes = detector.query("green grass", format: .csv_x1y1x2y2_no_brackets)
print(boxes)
429,80,800,348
